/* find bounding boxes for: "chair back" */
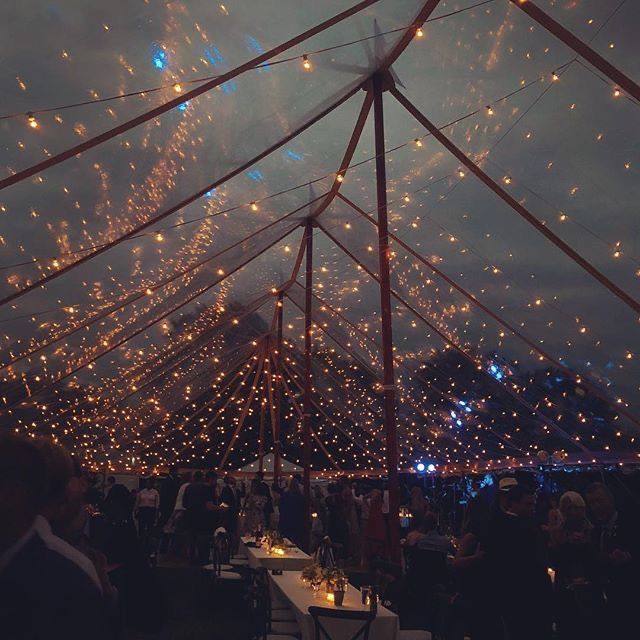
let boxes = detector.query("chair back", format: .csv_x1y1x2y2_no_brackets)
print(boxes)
248,568,270,640
212,530,231,574
308,606,375,640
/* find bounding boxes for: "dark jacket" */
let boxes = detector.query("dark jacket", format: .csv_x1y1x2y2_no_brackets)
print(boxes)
0,531,110,640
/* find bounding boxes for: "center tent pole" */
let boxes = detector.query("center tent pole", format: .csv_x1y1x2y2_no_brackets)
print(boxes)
372,72,401,564
273,292,284,486
302,218,314,552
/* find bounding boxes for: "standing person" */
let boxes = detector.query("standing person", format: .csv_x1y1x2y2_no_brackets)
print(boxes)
183,471,211,564
549,491,604,640
325,483,348,558
364,488,388,564
409,485,430,521
0,434,112,640
134,478,159,546
163,471,190,555
159,467,181,528
453,496,502,640
486,485,553,640
278,478,305,547
255,471,273,527
341,480,360,562
585,482,638,637
220,475,241,551
242,479,268,536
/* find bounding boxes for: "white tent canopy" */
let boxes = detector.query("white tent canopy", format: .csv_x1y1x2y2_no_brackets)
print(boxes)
237,453,302,475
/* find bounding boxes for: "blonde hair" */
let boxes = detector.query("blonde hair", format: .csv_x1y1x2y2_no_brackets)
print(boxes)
559,491,585,510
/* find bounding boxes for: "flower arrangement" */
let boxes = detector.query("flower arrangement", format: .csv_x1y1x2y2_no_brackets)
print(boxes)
262,529,284,553
301,563,322,582
322,567,346,592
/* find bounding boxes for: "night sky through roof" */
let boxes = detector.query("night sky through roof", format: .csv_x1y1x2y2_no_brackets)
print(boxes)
0,0,638,473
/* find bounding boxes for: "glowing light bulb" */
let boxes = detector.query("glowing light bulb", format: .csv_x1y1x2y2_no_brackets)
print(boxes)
551,72,559,82
457,169,465,179
26,112,38,129
302,55,311,71
155,233,164,242
503,176,512,185
414,138,423,148
486,105,494,115
250,201,258,211
416,27,424,38
336,173,344,183
173,83,182,93
613,89,621,97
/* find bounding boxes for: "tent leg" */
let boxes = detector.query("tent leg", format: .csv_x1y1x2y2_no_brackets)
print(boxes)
274,292,284,485
372,72,401,564
303,218,314,552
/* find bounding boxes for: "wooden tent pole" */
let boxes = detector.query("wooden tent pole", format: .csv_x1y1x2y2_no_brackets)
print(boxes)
302,218,314,551
372,73,401,564
274,292,285,485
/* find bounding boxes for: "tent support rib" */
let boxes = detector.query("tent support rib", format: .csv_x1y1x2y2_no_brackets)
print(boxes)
338,191,640,432
390,87,640,316
0,0,382,193
372,73,401,563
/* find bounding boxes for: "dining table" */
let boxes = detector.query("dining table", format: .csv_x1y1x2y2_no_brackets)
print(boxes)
239,536,312,571
268,571,399,640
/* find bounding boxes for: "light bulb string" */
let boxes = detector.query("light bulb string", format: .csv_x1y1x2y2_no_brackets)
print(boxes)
0,61,573,276
0,0,497,123
284,288,512,459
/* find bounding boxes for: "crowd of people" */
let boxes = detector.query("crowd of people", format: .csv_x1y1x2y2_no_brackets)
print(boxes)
403,478,639,640
2,431,638,640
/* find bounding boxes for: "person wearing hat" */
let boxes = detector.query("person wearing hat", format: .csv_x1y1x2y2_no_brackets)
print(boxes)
497,477,518,513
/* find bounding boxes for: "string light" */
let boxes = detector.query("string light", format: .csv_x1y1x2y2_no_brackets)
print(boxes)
415,27,424,38
2,0,636,475
302,55,312,71
26,112,38,129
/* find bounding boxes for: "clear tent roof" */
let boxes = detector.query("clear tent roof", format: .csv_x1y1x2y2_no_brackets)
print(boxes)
0,0,638,474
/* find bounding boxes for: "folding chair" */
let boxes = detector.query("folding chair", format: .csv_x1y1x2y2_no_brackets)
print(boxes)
308,606,376,640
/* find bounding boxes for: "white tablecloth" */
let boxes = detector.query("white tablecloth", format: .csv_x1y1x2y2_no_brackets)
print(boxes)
269,571,398,640
239,537,312,571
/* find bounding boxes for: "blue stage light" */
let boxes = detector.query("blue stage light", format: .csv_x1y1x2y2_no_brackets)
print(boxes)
416,462,425,473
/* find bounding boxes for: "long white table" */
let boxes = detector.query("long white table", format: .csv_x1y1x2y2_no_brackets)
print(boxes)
269,571,398,640
239,537,311,571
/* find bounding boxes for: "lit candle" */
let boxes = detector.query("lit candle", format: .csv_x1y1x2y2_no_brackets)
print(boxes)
326,593,334,603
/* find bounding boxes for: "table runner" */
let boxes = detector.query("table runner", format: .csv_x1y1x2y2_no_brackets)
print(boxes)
239,537,312,571
269,571,398,640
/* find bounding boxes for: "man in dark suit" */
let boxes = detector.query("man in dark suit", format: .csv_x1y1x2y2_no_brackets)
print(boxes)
486,484,553,640
586,482,639,636
0,434,111,640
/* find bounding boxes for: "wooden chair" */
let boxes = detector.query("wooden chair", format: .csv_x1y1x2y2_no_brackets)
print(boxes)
248,568,299,640
308,606,376,640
